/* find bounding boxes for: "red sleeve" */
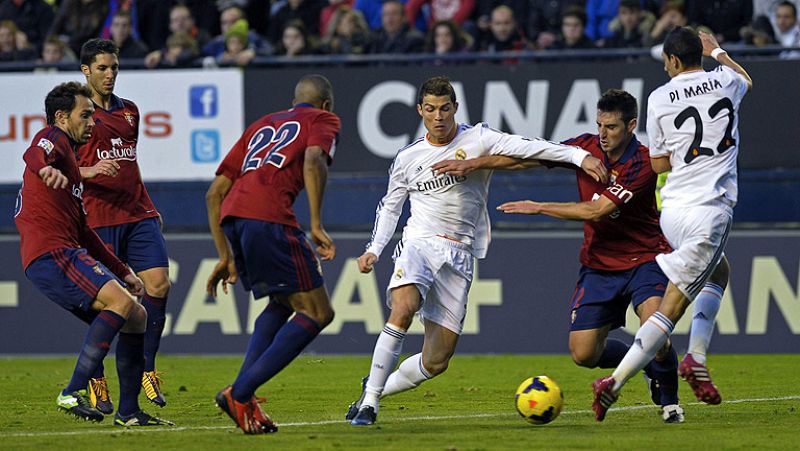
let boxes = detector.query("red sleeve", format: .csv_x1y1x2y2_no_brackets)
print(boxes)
405,0,424,26
80,225,130,279
307,112,341,165
23,145,48,175
216,131,248,181
602,160,654,207
452,0,475,24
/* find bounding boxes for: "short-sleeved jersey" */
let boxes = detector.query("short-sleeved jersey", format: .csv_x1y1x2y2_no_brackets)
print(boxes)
77,95,159,228
647,65,749,209
563,133,671,271
15,126,128,277
366,123,590,259
216,104,341,229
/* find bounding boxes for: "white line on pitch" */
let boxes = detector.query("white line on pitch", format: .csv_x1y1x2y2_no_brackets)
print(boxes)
3,395,799,438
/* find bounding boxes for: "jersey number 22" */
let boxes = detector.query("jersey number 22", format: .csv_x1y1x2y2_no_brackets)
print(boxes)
674,97,736,165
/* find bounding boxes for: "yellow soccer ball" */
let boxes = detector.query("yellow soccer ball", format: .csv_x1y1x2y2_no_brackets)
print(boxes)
514,376,564,424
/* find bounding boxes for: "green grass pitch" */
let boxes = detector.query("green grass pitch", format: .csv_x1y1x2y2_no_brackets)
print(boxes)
1,354,798,450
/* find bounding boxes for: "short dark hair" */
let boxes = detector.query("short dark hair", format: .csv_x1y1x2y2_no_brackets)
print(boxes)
619,0,641,10
297,74,334,103
778,1,797,17
417,76,456,105
45,82,92,125
562,6,587,28
663,26,702,68
597,89,638,124
80,38,119,67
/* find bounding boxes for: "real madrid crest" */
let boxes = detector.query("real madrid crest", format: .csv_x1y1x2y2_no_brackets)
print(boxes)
394,268,404,280
124,111,135,127
455,148,466,160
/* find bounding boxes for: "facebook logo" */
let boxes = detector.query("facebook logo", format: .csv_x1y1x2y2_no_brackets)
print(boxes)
189,85,218,118
191,130,220,163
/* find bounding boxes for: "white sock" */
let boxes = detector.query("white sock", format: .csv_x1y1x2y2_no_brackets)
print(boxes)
612,312,674,391
362,323,406,411
687,283,724,365
382,353,432,397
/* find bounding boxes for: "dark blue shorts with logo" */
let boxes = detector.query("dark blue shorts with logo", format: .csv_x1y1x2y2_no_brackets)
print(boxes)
222,217,323,299
569,261,668,331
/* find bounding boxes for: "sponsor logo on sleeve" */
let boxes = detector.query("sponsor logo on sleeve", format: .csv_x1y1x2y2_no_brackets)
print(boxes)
37,138,54,154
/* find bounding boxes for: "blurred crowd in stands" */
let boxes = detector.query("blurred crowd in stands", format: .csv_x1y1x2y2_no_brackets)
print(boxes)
0,0,798,68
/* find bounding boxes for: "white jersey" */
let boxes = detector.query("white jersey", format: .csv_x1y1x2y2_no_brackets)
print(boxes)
366,122,590,259
647,65,749,209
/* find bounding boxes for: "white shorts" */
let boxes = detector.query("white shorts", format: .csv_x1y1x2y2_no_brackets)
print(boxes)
387,236,474,334
656,201,733,301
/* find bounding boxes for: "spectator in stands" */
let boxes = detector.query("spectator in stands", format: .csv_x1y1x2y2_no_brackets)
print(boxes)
479,5,526,52
369,0,424,53
742,15,777,45
753,0,800,24
605,0,653,48
275,20,316,56
525,0,583,50
205,5,272,58
645,0,688,47
406,0,475,30
0,19,37,61
217,18,257,66
321,0,355,35
425,20,471,55
144,31,198,68
550,6,596,50
269,0,325,45
585,0,618,42
168,4,210,51
110,10,148,59
774,1,800,47
686,0,752,43
473,0,528,43
39,34,77,63
99,0,140,44
320,6,371,55
49,0,108,55
0,0,55,51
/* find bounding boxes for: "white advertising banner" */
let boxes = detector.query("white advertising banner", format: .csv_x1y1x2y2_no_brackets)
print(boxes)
0,69,243,183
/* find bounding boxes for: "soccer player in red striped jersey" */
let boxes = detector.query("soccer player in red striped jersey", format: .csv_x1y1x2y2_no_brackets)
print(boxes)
433,89,684,423
206,74,339,434
16,82,171,427
76,38,171,411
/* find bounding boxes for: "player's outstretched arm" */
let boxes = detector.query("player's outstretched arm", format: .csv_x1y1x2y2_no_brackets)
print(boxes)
431,155,539,177
357,252,378,273
498,195,616,221
205,174,238,297
700,31,753,91
79,160,120,179
304,145,335,261
38,166,69,189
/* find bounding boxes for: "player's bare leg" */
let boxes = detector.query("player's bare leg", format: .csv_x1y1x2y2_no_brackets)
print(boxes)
137,266,171,407
569,325,612,368
350,284,419,425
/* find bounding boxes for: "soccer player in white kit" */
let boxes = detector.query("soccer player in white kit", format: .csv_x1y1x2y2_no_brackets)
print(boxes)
592,27,752,421
346,76,608,426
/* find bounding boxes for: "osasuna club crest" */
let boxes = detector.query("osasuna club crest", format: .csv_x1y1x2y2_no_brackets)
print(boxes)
124,110,135,126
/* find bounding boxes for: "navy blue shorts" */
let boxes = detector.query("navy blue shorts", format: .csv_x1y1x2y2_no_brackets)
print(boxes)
25,247,121,315
93,217,169,273
569,261,668,331
222,218,324,299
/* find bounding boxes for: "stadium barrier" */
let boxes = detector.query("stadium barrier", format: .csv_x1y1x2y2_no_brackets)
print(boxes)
0,231,798,354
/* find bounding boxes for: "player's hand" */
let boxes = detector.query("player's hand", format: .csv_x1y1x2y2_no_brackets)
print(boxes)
580,155,608,183
357,252,378,273
311,226,336,261
206,259,238,298
497,200,543,215
38,166,69,189
83,160,120,179
431,159,476,177
123,273,145,297
699,31,721,57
